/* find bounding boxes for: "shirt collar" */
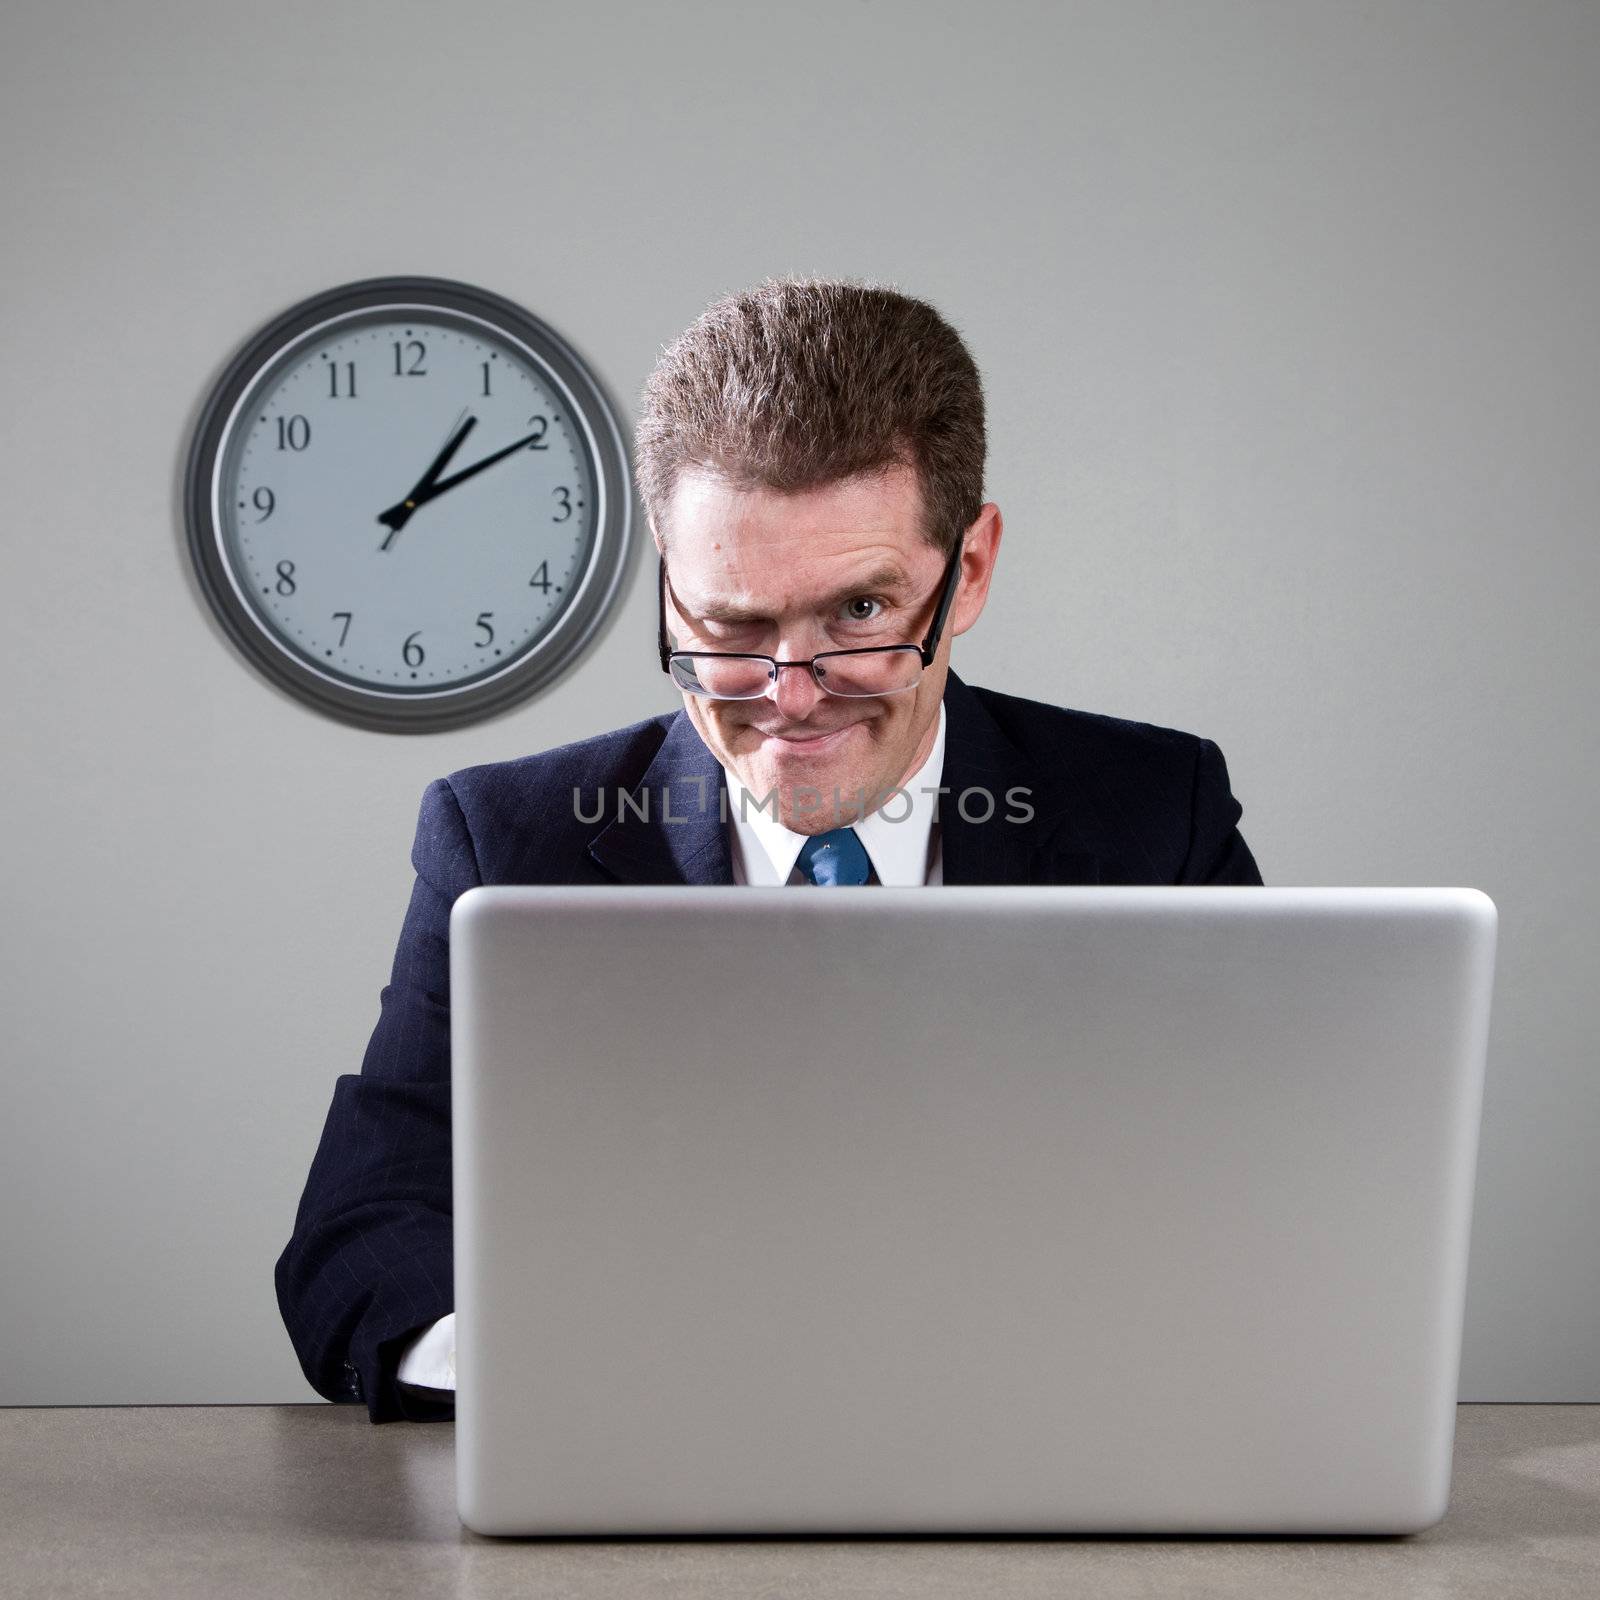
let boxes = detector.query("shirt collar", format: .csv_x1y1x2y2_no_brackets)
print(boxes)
724,702,947,886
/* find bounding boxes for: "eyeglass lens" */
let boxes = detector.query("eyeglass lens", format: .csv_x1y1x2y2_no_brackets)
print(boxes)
669,649,923,699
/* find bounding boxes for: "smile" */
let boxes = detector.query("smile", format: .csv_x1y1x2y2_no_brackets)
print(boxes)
758,724,860,755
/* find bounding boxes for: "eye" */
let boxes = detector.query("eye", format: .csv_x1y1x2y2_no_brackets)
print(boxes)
840,596,884,623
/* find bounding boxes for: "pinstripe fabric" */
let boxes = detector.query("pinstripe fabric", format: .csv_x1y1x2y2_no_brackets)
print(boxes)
273,671,1263,1421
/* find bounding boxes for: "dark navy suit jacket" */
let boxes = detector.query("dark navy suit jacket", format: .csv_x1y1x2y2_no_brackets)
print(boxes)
274,670,1263,1421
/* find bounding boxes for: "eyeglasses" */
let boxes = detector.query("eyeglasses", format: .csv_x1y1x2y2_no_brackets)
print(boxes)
657,530,965,700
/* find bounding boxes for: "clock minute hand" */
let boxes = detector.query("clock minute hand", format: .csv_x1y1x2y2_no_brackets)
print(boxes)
377,414,478,542
403,429,547,508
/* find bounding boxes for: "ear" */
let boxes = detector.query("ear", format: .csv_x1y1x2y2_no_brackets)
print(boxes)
648,512,663,558
950,502,1003,637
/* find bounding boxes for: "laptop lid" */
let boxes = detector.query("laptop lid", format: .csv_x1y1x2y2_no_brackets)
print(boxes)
450,886,1496,1535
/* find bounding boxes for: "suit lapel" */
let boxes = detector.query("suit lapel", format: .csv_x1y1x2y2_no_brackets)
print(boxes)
938,670,1102,886
586,711,734,885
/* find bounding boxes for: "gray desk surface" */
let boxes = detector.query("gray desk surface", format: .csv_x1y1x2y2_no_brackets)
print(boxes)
1,1404,1596,1598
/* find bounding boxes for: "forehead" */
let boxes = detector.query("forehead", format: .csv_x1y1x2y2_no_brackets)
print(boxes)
663,464,931,607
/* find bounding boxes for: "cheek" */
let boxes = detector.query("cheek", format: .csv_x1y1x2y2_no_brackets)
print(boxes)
696,699,755,751
882,696,919,737
711,702,753,739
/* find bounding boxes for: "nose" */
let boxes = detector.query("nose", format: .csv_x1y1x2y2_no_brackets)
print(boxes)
767,652,828,720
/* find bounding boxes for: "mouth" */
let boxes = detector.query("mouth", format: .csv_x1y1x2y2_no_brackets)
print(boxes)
753,722,861,756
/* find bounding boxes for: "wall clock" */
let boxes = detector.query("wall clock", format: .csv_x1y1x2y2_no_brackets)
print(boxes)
184,276,634,731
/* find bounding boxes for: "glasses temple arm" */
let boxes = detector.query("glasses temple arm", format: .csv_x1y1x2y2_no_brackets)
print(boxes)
918,528,966,664
657,556,672,672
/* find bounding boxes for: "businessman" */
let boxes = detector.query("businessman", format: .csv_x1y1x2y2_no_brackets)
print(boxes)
275,276,1264,1421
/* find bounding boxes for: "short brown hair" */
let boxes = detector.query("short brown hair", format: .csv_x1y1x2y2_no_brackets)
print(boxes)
635,276,986,557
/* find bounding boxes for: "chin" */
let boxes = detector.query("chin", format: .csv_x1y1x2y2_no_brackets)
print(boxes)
792,758,886,828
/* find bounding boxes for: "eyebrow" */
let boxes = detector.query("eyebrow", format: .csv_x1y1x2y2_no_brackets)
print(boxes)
687,565,912,625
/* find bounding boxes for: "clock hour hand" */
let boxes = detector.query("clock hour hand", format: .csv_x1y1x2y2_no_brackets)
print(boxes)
396,428,547,509
377,413,478,544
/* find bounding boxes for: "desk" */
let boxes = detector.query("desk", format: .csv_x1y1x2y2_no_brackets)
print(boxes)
1,1404,1596,1597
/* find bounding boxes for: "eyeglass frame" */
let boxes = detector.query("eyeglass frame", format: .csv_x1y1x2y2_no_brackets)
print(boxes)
656,527,966,696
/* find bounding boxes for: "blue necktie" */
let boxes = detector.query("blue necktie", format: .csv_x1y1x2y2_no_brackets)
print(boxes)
795,827,872,886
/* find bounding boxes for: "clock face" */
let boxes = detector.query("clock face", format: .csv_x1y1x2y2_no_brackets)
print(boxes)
186,280,633,731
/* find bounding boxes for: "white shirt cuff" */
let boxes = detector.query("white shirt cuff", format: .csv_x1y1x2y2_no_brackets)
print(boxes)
395,1312,456,1391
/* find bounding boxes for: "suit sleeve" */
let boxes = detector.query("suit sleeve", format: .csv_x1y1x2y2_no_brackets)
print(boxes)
273,777,480,1422
1178,737,1264,886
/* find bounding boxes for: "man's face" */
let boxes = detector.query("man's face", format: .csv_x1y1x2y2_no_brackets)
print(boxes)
656,464,1000,833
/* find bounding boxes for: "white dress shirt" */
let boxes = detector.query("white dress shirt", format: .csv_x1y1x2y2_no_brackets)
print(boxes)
395,703,949,1394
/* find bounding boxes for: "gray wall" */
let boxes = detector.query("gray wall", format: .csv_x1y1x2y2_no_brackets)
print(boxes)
1,0,1594,1404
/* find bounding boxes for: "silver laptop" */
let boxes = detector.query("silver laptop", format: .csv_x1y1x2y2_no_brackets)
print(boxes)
449,886,1497,1536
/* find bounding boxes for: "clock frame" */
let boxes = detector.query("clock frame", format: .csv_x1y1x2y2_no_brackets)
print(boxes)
183,276,635,732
